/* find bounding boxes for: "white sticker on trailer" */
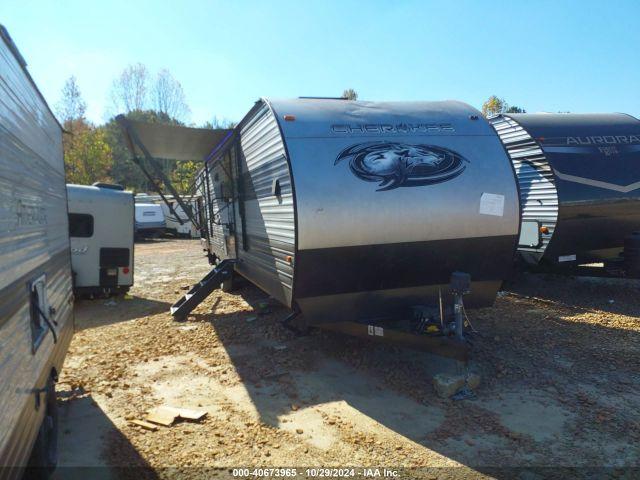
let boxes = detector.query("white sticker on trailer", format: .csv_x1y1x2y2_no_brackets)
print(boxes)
558,254,577,262
479,193,505,217
367,326,384,337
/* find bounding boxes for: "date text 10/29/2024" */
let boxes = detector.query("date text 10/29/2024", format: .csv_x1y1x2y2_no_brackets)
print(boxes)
232,468,400,478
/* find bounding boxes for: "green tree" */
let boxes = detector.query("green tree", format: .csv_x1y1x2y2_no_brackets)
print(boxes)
64,120,113,184
482,96,526,116
103,119,148,191
104,110,186,193
170,160,200,193
56,76,113,184
481,95,507,116
342,88,358,100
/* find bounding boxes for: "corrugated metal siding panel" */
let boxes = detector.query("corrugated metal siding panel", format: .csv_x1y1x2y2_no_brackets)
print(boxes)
0,256,73,470
0,33,74,475
238,104,295,306
490,115,558,261
0,46,68,288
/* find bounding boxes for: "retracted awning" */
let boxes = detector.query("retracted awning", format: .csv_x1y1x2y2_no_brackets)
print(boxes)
116,115,234,229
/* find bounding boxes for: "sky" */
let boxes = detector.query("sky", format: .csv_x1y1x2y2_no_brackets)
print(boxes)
1,0,639,125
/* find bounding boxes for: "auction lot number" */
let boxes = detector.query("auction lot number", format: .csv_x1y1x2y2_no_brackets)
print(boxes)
232,468,358,477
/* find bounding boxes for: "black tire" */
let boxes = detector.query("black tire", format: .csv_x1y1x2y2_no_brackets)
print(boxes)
24,378,58,479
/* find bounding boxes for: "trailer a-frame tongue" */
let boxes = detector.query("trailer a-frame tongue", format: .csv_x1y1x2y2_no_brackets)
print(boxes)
116,115,232,229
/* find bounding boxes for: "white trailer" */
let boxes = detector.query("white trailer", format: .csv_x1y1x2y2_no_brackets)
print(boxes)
134,203,166,238
135,193,201,238
162,199,200,238
0,25,74,478
67,183,134,296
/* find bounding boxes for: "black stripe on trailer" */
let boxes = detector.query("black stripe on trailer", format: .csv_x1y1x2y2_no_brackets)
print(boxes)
294,235,516,299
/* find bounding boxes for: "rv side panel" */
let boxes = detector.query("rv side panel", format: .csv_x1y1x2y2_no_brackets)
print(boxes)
235,104,295,306
0,27,74,476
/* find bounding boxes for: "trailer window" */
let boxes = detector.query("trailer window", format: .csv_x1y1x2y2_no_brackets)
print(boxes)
29,275,48,352
69,213,94,237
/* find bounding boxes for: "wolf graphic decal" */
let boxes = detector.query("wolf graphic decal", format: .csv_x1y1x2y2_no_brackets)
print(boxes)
335,142,468,191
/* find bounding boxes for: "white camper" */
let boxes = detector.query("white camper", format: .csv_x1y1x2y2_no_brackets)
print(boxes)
162,200,200,238
134,203,166,238
135,194,201,238
0,25,74,477
67,183,134,296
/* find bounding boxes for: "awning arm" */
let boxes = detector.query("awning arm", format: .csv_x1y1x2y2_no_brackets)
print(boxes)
116,115,198,229
132,157,185,225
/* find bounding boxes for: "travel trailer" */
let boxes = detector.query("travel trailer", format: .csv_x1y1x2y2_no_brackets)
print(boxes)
191,98,519,322
189,99,640,345
0,25,74,478
135,194,201,238
161,199,200,238
489,112,640,272
120,98,640,357
134,203,166,238
67,183,134,296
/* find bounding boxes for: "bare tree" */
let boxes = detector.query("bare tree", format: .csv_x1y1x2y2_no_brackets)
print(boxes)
342,88,358,100
153,69,190,121
110,63,149,113
56,76,86,130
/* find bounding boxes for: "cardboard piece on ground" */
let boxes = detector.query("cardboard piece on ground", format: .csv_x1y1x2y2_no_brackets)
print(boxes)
172,406,207,421
146,407,178,426
146,405,208,426
130,419,158,431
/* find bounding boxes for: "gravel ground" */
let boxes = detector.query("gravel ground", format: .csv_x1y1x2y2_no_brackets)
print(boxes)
54,239,640,479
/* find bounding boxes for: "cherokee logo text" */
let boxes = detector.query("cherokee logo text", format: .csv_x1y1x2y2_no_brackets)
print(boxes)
331,123,455,135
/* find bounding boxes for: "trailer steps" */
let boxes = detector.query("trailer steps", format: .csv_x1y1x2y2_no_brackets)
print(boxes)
170,259,236,321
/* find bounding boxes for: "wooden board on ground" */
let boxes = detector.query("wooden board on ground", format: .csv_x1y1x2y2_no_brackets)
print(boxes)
130,419,158,431
146,405,208,426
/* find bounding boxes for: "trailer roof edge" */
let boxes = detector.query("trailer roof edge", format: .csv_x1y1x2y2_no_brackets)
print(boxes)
0,24,64,132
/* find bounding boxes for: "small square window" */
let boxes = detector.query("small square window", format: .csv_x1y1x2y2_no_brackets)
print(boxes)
69,213,94,237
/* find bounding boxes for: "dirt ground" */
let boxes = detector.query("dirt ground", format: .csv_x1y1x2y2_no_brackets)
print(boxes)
53,239,640,479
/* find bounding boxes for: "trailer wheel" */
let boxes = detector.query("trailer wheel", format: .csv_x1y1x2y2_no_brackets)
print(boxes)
24,378,58,479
